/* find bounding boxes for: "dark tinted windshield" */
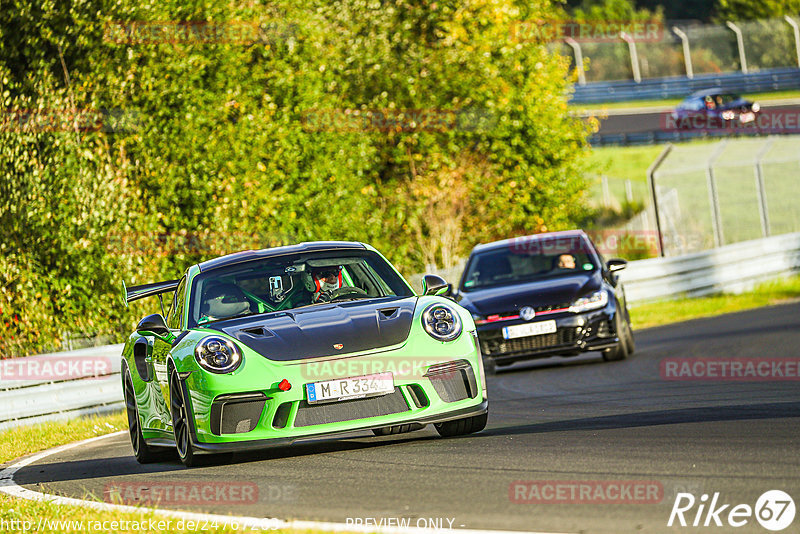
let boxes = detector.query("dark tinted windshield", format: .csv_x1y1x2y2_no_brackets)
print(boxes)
460,237,597,291
188,250,413,327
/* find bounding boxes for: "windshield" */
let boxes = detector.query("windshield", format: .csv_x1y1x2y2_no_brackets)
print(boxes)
460,238,597,292
187,250,413,328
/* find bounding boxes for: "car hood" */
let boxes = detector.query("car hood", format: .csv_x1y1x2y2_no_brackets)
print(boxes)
205,296,416,361
456,272,602,316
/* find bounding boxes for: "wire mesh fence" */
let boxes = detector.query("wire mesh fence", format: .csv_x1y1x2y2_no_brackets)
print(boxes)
651,136,800,256
557,17,800,82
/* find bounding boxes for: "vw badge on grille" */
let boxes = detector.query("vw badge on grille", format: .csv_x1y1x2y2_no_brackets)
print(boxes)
519,306,536,321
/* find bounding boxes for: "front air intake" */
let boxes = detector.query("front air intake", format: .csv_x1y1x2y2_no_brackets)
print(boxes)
210,392,267,435
424,360,478,403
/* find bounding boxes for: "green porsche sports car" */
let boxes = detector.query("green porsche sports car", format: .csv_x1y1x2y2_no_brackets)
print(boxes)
121,241,488,466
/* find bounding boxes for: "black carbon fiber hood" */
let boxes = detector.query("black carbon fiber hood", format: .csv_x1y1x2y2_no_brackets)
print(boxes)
207,297,416,361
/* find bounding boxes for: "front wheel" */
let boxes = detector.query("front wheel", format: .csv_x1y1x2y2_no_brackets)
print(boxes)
603,310,633,362
170,370,197,467
434,412,488,437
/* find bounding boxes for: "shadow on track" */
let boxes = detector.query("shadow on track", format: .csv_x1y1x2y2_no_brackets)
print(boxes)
479,401,800,437
14,432,438,485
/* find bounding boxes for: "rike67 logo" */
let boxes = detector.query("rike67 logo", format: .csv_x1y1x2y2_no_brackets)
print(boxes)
668,490,795,531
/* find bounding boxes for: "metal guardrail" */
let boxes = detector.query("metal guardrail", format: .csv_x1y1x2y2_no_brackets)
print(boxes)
571,68,800,104
620,232,800,302
0,345,124,431
2,233,798,430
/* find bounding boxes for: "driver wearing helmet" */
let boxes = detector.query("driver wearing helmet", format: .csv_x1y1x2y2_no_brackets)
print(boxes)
312,266,343,302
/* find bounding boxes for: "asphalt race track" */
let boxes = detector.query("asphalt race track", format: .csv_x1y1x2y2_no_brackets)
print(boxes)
594,103,800,136
10,302,800,533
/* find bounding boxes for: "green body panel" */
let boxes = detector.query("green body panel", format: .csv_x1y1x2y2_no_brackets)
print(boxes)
121,293,486,446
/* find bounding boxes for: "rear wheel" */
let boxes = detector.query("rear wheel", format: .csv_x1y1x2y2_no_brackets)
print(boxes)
123,371,169,463
434,412,488,437
372,423,425,436
170,370,197,467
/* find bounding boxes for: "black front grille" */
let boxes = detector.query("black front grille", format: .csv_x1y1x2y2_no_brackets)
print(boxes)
294,387,409,427
481,327,578,356
210,393,266,435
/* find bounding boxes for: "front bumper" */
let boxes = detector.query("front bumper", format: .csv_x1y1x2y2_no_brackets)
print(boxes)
476,307,620,364
155,334,487,451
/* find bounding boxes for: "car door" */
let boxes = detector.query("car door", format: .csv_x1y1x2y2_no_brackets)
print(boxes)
151,274,187,427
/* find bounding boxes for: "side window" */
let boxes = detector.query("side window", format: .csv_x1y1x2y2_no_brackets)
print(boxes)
167,276,187,330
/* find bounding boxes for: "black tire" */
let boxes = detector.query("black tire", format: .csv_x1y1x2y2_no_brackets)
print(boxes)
603,310,631,362
372,423,425,436
482,356,496,375
623,308,635,355
123,370,169,464
434,412,488,437
170,370,197,467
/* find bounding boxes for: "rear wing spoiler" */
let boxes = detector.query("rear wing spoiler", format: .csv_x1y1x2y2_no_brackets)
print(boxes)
123,279,180,308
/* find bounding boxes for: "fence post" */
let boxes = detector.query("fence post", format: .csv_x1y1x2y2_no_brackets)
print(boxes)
786,16,800,68
564,37,586,86
601,175,611,207
725,21,748,74
706,141,728,247
625,179,634,203
672,27,694,79
754,137,774,237
620,32,642,83
647,144,673,257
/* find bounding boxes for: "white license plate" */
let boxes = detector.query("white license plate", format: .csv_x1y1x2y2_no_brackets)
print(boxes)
740,112,755,123
502,320,557,340
306,372,394,404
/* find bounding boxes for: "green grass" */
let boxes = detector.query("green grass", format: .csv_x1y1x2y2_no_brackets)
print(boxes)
571,89,800,111
0,412,282,533
0,412,127,464
630,275,800,329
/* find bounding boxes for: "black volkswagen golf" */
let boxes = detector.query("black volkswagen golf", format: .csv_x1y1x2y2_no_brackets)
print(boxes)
453,230,634,373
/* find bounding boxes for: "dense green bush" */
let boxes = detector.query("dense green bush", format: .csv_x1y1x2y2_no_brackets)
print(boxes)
0,0,592,356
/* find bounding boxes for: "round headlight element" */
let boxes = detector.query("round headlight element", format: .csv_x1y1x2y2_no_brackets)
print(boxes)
194,336,243,374
422,304,463,342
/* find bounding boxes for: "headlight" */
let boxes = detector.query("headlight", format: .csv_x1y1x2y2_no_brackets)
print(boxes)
752,102,760,112
569,290,609,313
422,304,463,342
194,336,243,374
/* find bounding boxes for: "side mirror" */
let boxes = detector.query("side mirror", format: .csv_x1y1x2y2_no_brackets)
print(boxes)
136,313,170,338
421,274,450,296
606,258,627,273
